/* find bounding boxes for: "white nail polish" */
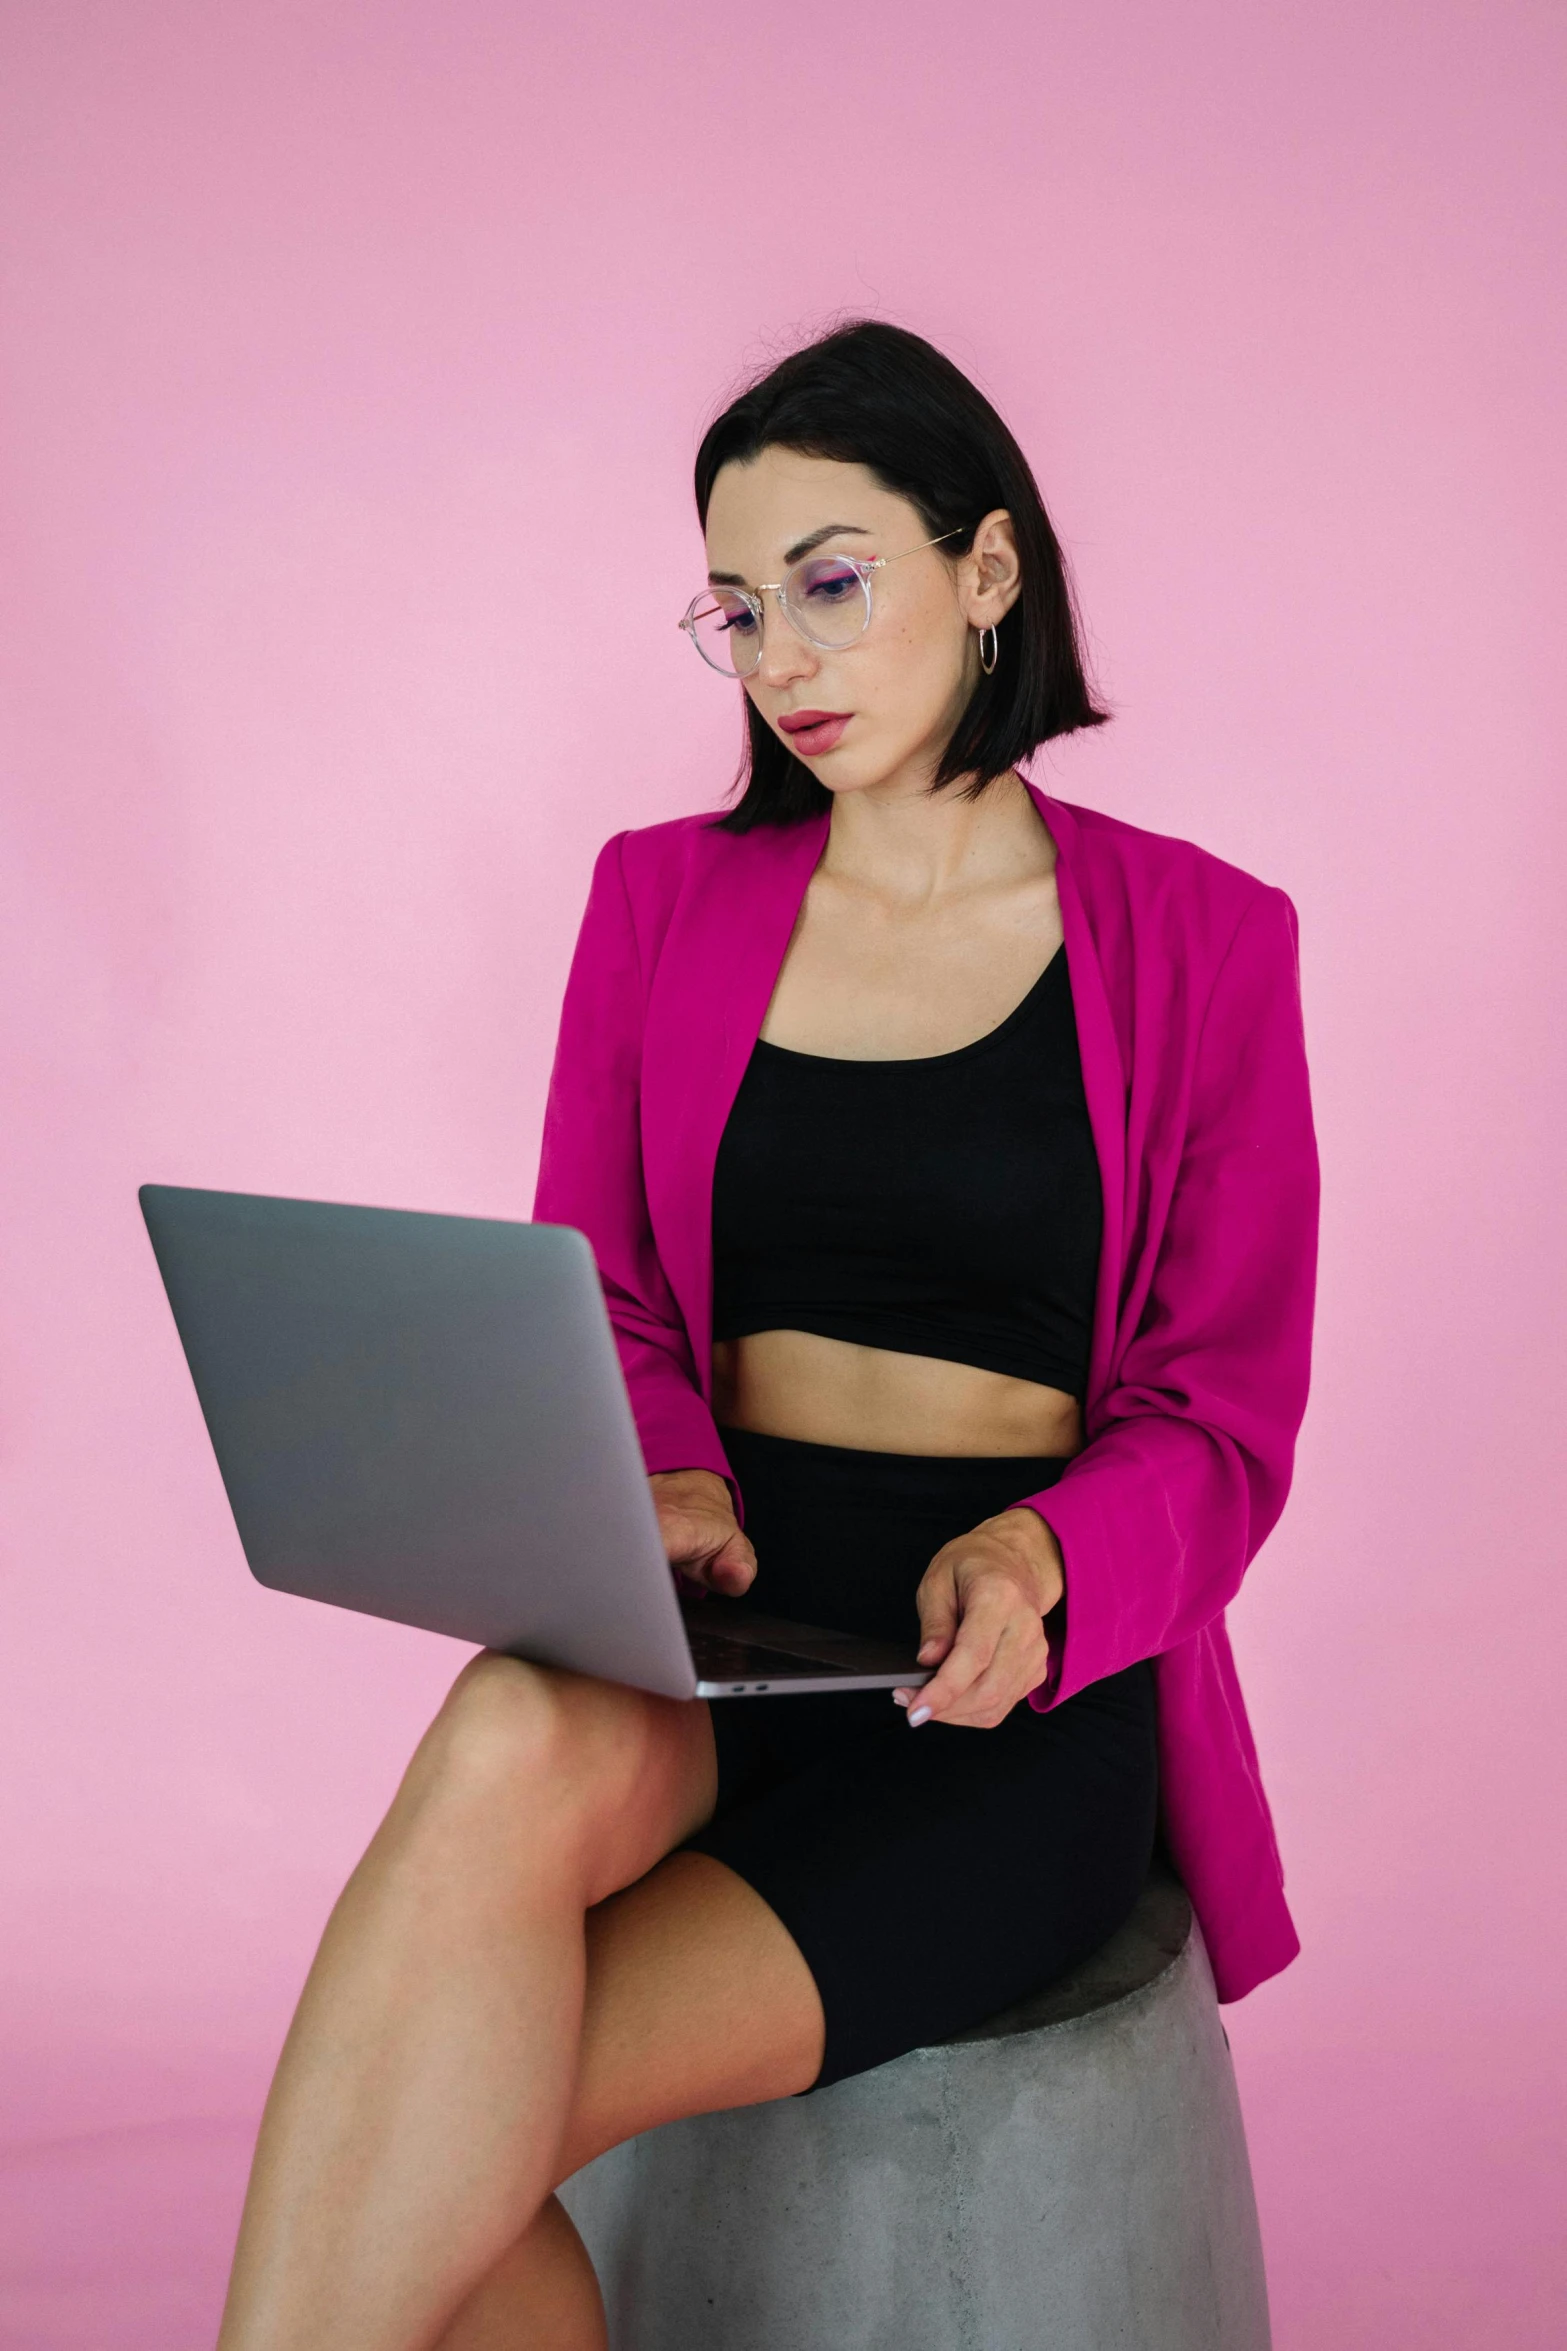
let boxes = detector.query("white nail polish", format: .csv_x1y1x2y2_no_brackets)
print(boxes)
908,1705,932,1727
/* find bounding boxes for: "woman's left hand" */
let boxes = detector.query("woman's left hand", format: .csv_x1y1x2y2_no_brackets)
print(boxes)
893,1506,1065,1730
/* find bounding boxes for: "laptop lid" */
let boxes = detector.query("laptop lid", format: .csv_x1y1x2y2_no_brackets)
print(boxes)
138,1186,702,1699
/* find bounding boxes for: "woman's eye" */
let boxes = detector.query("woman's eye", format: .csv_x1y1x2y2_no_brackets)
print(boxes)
803,568,858,603
720,608,758,635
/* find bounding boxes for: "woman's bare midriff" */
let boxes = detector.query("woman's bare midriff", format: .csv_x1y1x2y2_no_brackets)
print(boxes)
709,1329,1084,1460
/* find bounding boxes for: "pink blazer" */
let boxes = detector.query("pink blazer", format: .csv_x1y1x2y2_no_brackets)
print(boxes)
533,780,1320,2001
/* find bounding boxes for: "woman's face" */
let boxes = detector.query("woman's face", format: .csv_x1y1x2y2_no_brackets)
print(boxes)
701,448,1020,801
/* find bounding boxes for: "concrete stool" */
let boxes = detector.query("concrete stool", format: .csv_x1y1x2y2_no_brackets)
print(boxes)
559,1862,1271,2351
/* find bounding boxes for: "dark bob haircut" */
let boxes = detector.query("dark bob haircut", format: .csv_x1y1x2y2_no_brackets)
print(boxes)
694,319,1108,832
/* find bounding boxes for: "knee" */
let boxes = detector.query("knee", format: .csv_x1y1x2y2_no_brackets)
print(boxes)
422,1652,583,1810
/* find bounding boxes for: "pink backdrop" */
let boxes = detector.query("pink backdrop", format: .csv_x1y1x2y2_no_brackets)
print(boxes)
3,4,1563,2343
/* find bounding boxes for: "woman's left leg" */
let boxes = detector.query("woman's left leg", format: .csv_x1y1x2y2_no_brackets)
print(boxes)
214,1651,821,2351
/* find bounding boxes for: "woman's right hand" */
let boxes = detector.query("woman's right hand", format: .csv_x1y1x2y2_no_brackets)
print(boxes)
649,1468,757,1598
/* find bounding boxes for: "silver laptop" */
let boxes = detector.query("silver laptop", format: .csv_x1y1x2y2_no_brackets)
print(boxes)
138,1186,931,1700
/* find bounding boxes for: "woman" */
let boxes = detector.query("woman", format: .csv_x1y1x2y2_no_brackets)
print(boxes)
216,321,1319,2349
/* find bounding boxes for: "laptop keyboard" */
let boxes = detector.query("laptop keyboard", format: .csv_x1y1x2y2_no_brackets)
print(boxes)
687,1631,860,1682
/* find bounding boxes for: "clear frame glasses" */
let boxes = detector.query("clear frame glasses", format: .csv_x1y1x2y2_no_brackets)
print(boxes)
678,529,965,678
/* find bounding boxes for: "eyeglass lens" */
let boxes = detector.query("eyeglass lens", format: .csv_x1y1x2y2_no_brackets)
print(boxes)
686,555,873,675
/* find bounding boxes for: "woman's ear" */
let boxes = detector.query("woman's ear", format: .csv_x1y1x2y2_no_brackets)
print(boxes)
963,508,1022,625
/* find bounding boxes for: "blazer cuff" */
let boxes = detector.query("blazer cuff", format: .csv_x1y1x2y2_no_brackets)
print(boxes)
1000,1495,1065,1711
1011,1487,1102,1713
633,1391,743,1524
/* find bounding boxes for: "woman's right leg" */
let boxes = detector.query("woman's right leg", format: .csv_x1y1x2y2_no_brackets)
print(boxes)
434,1846,828,2350
216,1653,824,2351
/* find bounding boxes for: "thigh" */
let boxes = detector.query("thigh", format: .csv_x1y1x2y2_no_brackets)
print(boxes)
685,1660,1161,2088
551,1849,826,2186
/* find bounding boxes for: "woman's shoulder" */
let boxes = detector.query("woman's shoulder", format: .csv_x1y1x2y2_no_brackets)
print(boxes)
596,803,824,927
575,807,795,981
606,806,734,893
1042,791,1295,954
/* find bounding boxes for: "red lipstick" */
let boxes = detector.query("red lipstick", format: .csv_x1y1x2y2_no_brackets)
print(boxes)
778,709,850,757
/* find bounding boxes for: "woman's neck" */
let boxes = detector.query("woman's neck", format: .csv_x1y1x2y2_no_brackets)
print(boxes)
822,768,1056,906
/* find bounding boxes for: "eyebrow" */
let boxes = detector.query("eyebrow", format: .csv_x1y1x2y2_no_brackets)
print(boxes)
707,523,871,587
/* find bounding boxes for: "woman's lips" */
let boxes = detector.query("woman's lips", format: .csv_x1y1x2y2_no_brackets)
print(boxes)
778,709,851,757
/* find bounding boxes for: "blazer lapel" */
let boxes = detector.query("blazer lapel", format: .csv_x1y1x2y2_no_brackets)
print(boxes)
1028,784,1129,1431
641,811,831,1400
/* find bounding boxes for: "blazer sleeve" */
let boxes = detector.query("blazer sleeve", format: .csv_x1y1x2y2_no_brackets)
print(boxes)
532,832,738,1499
1019,885,1320,1710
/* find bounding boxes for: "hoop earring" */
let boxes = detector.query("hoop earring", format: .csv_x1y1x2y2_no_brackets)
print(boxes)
977,623,999,676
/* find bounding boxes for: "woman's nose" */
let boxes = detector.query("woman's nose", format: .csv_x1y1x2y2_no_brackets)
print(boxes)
753,592,818,690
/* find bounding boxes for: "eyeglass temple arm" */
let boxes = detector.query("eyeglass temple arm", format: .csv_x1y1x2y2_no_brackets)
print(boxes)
866,525,967,573
679,524,969,624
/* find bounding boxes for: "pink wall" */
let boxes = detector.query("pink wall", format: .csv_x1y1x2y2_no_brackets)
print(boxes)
3,4,1563,2343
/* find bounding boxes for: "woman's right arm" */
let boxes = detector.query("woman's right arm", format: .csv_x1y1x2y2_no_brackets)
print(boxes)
649,1469,757,1596
532,833,749,1585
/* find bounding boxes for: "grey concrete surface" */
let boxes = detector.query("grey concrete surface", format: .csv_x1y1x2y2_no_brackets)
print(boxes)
559,1866,1271,2350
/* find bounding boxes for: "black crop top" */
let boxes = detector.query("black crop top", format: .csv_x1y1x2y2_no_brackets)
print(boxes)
710,946,1103,1399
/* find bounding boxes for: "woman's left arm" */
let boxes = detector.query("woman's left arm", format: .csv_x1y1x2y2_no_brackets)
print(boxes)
902,886,1320,1729
896,1503,1065,1728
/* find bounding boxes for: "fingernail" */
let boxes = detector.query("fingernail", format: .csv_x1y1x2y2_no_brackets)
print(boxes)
891,1690,910,1708
908,1705,933,1727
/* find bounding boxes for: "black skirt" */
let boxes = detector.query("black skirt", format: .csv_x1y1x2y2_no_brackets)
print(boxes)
680,1425,1160,2091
